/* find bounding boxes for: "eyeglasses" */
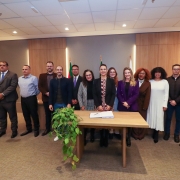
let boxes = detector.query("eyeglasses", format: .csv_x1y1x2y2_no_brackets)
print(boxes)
173,69,180,71
86,74,92,77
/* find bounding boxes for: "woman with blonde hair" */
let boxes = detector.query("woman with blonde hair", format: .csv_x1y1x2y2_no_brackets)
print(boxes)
117,67,139,146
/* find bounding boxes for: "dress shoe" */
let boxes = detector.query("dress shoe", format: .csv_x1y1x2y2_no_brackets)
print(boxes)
126,137,131,147
109,133,113,139
114,133,121,140
20,130,32,136
153,130,159,143
163,133,170,140
11,131,18,138
34,131,39,137
0,131,6,137
41,130,50,136
174,135,179,143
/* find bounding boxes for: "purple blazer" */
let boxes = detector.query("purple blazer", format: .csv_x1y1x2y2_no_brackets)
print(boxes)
117,80,139,112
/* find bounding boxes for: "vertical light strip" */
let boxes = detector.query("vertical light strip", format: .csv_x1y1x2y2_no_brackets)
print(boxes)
133,45,136,73
66,47,69,78
27,49,29,65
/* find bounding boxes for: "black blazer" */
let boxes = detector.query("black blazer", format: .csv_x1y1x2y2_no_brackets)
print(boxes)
70,76,83,100
93,78,116,108
0,71,18,103
49,77,72,106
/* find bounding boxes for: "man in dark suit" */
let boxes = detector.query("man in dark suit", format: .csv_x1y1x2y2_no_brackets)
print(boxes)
0,61,18,138
38,61,56,136
70,65,82,110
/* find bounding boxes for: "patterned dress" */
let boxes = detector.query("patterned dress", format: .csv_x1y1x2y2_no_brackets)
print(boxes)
101,79,107,110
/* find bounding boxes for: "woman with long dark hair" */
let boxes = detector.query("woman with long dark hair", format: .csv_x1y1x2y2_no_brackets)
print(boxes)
78,69,95,145
93,64,116,147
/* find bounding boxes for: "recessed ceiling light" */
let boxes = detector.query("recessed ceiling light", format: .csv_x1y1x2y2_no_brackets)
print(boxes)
65,27,69,31
13,31,17,34
122,24,126,27
31,7,39,13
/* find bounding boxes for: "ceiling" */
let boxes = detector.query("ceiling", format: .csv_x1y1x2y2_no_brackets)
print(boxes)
1,0,180,41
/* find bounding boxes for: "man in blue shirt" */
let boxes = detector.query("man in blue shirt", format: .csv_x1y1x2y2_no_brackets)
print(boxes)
18,65,40,137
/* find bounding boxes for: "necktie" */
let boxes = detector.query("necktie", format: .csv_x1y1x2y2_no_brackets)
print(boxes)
74,76,76,87
1,72,4,81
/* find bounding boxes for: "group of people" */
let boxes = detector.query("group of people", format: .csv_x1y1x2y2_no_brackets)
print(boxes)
0,60,180,148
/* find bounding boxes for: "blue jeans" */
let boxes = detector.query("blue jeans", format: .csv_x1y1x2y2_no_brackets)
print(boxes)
54,103,65,111
165,103,180,135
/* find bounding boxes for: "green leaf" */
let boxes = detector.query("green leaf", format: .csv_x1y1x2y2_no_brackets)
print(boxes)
73,155,79,163
64,138,69,145
75,128,80,134
63,156,68,161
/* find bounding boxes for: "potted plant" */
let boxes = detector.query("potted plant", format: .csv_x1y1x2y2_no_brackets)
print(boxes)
51,107,82,170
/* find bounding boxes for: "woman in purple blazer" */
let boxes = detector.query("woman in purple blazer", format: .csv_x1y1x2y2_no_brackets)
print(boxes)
117,67,139,146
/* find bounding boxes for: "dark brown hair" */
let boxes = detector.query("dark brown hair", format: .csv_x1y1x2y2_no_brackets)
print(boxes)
82,69,94,87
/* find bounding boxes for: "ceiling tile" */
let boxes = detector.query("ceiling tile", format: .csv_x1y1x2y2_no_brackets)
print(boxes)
24,16,52,26
75,23,95,32
3,28,27,36
117,0,144,9
145,0,176,7
30,0,64,15
162,7,180,18
0,0,27,3
36,26,60,34
89,0,117,11
60,0,90,14
56,24,77,33
19,27,42,35
0,20,14,29
115,21,136,29
5,2,42,17
154,18,180,27
139,7,169,20
174,20,180,27
134,19,158,29
0,4,20,19
45,14,72,26
95,22,114,31
92,11,116,23
4,18,33,28
116,9,142,21
69,13,93,24
0,29,12,36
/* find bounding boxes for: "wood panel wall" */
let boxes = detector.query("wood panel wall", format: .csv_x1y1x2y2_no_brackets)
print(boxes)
136,32,180,76
28,38,66,78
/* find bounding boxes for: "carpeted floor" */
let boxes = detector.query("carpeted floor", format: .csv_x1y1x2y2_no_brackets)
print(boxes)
0,113,180,180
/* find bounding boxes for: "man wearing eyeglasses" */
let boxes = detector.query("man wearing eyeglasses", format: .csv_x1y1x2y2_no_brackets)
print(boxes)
164,64,180,143
0,61,18,138
38,61,56,136
70,65,82,110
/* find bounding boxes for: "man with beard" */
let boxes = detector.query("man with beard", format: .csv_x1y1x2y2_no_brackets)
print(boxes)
38,61,56,136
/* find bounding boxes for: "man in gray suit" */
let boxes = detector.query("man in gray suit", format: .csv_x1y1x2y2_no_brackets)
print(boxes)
0,61,18,138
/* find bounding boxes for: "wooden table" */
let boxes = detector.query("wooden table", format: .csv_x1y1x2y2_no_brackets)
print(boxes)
75,111,149,168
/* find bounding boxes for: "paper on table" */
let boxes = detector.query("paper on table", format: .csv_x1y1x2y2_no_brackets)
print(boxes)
90,111,114,118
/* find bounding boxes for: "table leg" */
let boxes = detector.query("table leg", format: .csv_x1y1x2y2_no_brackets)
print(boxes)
122,127,126,168
76,127,84,161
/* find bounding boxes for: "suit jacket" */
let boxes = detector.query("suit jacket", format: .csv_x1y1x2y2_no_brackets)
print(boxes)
49,77,72,106
0,71,18,103
117,80,139,111
138,80,151,119
93,78,116,108
38,73,56,102
70,76,83,100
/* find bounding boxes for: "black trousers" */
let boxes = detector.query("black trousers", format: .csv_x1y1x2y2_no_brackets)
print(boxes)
21,96,39,131
43,101,52,131
0,101,18,132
